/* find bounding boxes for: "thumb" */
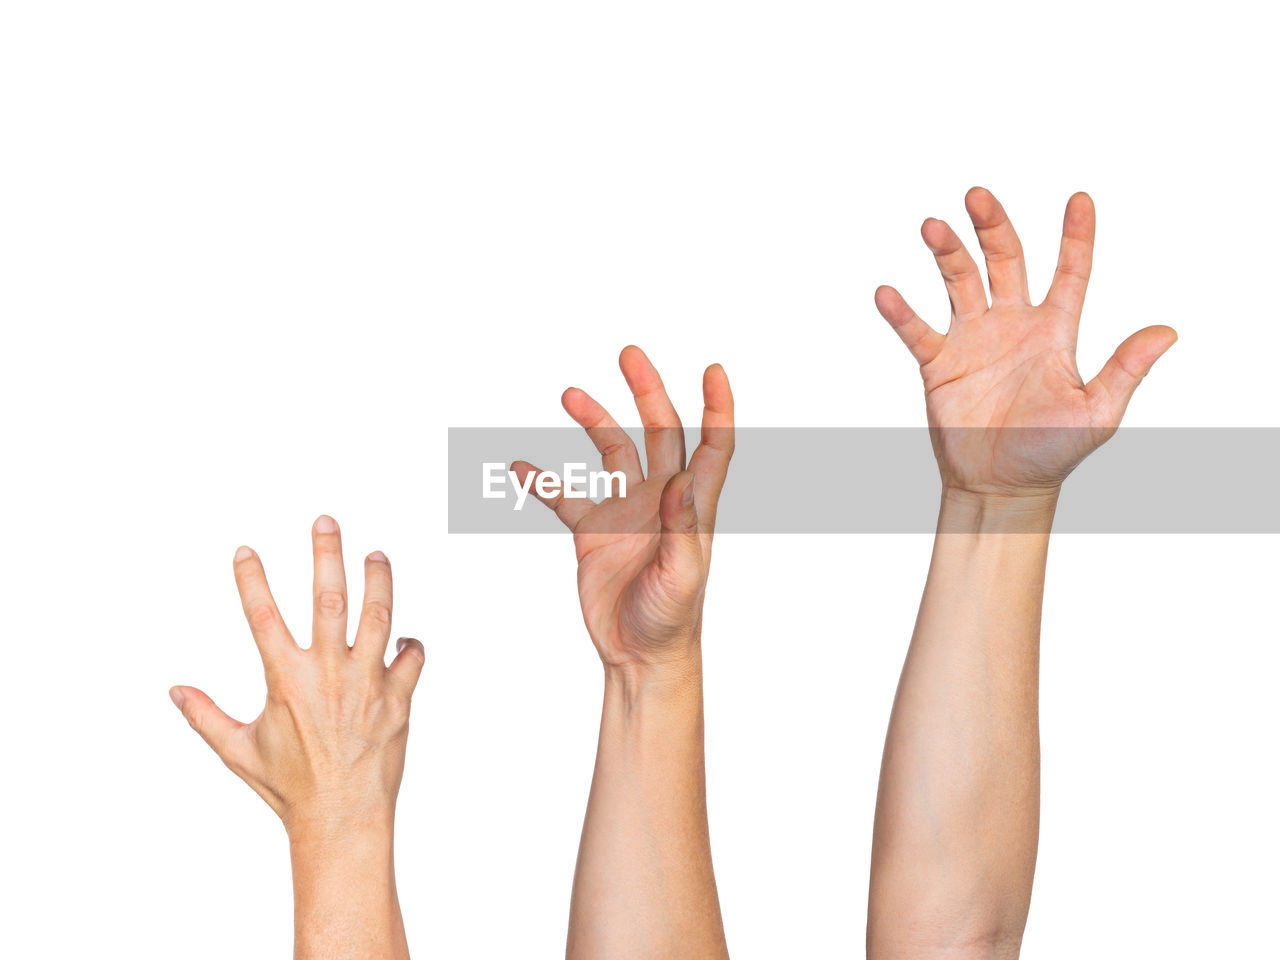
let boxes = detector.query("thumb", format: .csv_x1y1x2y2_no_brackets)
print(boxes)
1086,324,1178,425
655,471,703,578
169,685,243,762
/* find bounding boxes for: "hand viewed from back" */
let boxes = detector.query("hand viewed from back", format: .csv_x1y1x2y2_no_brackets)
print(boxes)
171,517,424,831
171,516,424,960
875,187,1177,497
513,345,735,679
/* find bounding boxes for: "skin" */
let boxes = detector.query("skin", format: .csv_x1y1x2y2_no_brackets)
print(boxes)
513,345,734,960
866,187,1176,959
170,516,426,960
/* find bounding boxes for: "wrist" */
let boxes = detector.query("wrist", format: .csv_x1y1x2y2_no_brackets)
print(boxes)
939,485,1060,534
286,804,404,957
604,651,703,707
599,659,705,760
602,653,704,731
284,801,396,850
287,818,396,886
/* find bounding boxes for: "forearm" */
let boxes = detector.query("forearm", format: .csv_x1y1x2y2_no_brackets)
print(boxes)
289,816,409,960
567,652,728,960
868,489,1057,960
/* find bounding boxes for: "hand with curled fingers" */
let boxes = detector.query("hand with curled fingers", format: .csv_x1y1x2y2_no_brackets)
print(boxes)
875,187,1177,504
520,346,735,959
170,516,423,959
512,344,735,681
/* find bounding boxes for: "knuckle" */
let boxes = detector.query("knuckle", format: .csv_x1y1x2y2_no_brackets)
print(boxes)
247,603,277,631
644,422,681,436
314,537,342,556
315,589,347,618
983,249,1021,263
363,601,392,628
387,694,412,726
268,674,304,706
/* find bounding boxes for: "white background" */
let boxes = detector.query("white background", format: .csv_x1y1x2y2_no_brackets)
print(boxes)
1,2,1276,957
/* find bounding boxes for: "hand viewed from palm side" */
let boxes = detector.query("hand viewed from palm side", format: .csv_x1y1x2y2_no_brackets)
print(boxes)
513,346,734,678
875,187,1177,497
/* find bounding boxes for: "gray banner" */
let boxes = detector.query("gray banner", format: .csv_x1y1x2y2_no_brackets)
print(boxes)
448,428,1280,533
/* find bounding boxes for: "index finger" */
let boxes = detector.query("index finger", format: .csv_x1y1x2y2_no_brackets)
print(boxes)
233,546,297,669
1043,191,1096,320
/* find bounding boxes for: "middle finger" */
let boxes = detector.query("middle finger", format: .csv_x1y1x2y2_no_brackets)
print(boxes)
311,514,348,654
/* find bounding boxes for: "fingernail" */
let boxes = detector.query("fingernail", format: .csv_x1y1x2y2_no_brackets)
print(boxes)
169,687,185,710
396,637,425,660
368,550,388,563
315,515,338,534
233,545,253,563
682,474,696,506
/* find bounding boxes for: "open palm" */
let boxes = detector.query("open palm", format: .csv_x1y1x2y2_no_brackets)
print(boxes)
513,346,734,671
876,187,1177,495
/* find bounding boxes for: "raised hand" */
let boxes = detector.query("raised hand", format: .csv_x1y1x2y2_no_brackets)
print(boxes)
517,346,734,960
171,516,425,831
512,345,734,677
170,516,424,959
868,187,1178,960
875,187,1177,497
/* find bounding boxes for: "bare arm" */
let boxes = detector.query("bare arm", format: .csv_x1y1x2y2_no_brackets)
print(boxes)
867,188,1176,958
570,662,722,958
289,819,407,959
172,516,425,960
514,347,734,959
870,492,1054,958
